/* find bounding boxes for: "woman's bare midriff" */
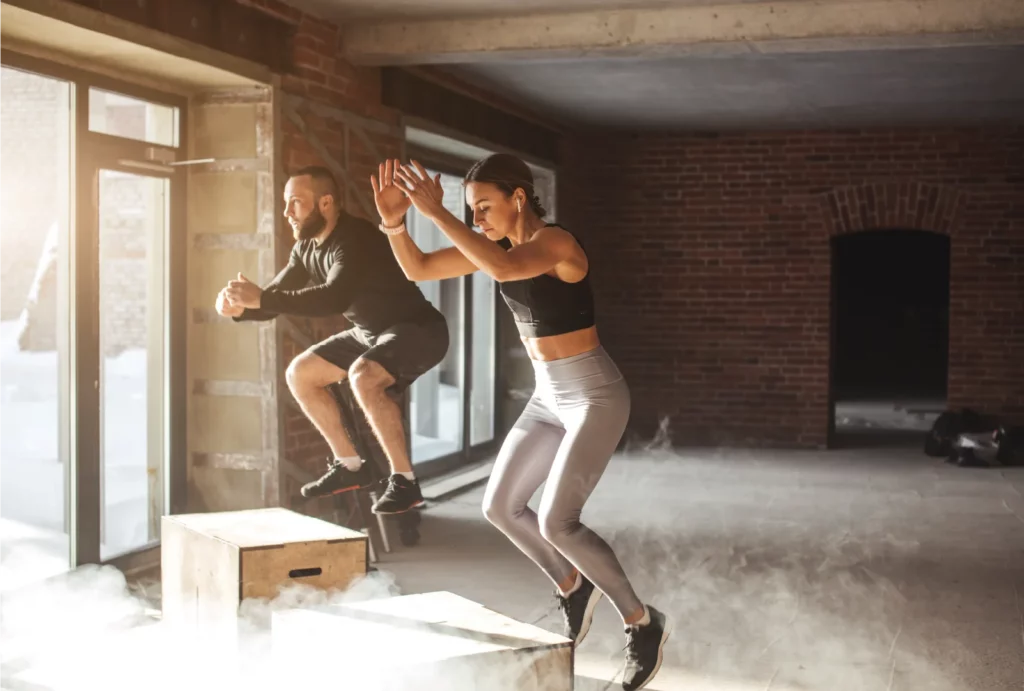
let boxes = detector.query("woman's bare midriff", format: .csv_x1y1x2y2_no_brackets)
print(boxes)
523,325,601,362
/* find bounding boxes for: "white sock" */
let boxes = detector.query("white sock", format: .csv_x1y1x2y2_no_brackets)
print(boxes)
336,456,363,471
633,605,651,627
398,471,416,482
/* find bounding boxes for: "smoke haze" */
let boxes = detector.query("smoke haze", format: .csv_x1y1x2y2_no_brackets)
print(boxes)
2,416,1007,691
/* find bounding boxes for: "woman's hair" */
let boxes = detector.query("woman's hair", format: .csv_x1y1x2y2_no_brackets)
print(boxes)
464,153,547,217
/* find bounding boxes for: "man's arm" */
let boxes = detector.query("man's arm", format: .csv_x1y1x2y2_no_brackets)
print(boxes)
259,250,362,318
232,248,310,322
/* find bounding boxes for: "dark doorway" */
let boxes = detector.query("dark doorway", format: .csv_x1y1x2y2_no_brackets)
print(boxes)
830,230,950,445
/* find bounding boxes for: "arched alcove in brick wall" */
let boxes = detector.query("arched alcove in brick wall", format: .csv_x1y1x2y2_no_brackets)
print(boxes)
820,182,965,446
821,182,964,238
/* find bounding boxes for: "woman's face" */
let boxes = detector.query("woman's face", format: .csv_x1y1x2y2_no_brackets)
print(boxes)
466,181,518,241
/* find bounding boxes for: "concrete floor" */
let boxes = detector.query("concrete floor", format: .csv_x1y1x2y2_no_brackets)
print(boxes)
375,432,1024,691
3,425,1022,691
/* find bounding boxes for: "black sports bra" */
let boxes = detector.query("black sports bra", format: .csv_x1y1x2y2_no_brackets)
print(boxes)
497,225,596,339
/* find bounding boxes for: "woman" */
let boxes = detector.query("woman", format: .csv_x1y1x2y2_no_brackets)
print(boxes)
370,155,671,690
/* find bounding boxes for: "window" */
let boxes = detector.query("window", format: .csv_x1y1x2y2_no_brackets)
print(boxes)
407,167,499,470
88,87,179,147
0,65,73,587
1,54,186,576
408,170,468,464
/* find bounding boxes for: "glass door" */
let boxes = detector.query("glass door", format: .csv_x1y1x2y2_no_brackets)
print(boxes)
408,170,467,465
469,270,496,447
70,73,185,566
94,168,172,560
407,165,498,476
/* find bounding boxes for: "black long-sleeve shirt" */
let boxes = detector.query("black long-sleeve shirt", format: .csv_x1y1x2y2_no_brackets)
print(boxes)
234,211,438,335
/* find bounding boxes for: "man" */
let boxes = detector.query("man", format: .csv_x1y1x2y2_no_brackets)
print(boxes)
216,165,447,514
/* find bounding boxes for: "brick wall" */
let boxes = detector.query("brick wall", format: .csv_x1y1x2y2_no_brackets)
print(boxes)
560,127,1024,448
185,86,279,512
238,0,406,499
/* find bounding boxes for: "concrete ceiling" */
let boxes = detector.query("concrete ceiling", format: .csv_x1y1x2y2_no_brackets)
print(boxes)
296,0,791,21
297,0,1024,130
438,44,1024,130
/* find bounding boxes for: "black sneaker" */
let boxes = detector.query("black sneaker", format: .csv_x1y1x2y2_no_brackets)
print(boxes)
555,574,603,645
621,605,672,691
300,459,375,499
371,474,424,514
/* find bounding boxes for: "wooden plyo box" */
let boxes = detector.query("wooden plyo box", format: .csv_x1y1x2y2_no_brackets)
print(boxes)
272,591,573,691
161,507,367,632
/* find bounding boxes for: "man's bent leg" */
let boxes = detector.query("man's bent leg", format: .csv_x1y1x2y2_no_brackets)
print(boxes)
288,334,376,498
285,352,357,460
348,357,412,475
348,357,425,514
355,315,449,514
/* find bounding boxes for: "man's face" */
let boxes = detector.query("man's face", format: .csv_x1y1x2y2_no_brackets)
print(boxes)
283,175,327,240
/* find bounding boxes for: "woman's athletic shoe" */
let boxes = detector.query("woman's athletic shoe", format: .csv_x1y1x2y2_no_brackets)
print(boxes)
555,574,603,645
621,605,672,691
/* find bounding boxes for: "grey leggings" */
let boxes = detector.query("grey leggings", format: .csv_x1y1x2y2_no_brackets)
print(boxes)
482,346,643,620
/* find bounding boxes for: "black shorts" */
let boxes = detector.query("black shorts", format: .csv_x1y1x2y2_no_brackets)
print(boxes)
311,313,449,394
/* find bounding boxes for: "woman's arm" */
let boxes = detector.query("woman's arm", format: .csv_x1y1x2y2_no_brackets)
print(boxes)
394,160,582,282
426,207,580,282
372,159,478,282
388,229,478,281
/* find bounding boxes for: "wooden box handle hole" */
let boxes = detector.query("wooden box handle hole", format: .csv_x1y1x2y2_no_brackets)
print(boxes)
288,567,323,579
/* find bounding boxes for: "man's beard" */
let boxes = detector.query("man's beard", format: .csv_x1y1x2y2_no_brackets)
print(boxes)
297,203,328,240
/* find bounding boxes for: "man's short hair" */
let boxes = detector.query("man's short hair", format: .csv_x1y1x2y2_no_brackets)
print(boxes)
290,165,341,204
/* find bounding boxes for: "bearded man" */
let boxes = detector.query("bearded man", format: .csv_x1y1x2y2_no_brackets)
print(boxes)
216,166,448,514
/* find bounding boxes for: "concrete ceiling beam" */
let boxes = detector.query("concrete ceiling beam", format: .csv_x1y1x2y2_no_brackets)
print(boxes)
340,0,1024,65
